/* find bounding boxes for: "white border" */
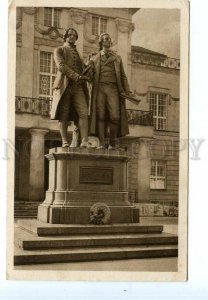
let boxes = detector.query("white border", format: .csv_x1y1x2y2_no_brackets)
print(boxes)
6,0,188,282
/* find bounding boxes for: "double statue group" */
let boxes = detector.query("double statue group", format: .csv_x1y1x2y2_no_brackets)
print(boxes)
51,28,133,149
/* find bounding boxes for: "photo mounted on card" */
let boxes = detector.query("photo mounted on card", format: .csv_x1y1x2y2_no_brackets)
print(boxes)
7,0,189,281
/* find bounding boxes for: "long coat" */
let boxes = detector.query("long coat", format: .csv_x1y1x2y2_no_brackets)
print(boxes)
89,52,130,137
50,45,89,121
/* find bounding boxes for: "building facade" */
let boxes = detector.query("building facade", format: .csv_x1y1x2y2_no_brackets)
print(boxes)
15,7,180,218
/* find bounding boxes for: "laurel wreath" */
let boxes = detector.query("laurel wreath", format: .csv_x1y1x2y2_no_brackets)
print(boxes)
90,203,111,225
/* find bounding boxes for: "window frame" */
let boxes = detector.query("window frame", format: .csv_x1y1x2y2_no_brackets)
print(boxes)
44,7,62,28
91,15,108,36
150,160,166,190
149,91,168,131
39,51,57,101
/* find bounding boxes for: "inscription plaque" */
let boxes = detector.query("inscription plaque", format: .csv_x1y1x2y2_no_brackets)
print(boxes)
79,167,113,185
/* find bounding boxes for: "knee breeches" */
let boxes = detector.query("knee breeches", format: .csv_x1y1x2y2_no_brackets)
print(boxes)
57,84,88,121
96,83,120,124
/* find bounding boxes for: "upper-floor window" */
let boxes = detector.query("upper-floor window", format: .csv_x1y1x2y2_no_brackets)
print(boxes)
39,51,57,101
149,92,168,130
92,16,107,36
150,160,166,190
44,8,61,28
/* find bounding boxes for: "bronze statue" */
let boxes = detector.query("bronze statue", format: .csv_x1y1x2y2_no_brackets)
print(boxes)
50,28,90,147
88,33,134,149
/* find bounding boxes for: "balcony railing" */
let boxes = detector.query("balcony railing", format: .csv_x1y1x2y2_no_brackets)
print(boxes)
132,53,180,70
127,109,153,126
15,96,153,126
15,96,52,117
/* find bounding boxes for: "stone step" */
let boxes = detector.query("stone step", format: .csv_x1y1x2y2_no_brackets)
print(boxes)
14,202,39,218
17,219,164,236
14,202,39,208
14,244,178,265
15,227,178,250
14,213,37,218
15,216,37,219
15,211,38,213
14,203,39,205
14,207,38,210
15,209,37,215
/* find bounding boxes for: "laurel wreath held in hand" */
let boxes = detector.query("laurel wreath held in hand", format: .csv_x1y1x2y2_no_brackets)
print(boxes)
90,203,111,225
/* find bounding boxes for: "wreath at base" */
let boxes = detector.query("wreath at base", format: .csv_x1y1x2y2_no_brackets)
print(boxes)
90,203,111,225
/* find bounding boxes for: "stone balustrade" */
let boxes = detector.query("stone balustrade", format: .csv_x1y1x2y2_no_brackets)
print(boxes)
15,96,52,117
15,96,154,126
132,53,180,70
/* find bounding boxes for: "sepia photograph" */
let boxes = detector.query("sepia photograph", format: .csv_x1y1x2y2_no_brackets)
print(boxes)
7,0,189,281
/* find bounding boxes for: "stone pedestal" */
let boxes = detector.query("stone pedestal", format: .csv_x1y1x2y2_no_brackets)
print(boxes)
38,147,139,224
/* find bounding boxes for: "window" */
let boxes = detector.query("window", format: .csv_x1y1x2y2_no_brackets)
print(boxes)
92,16,107,36
44,8,61,28
149,92,168,130
150,160,166,189
39,51,57,100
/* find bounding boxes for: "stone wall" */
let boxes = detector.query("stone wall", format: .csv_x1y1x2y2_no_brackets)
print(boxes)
130,63,180,132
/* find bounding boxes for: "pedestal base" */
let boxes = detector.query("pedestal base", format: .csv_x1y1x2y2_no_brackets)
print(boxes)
38,147,140,224
38,204,139,224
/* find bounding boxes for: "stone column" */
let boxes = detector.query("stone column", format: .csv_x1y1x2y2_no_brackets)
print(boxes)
115,19,134,75
137,138,153,202
16,137,30,200
29,128,49,201
70,8,87,54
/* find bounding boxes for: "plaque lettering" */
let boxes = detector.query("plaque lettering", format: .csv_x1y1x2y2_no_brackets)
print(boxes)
79,167,113,185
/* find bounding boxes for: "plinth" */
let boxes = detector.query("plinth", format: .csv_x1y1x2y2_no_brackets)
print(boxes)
38,147,139,224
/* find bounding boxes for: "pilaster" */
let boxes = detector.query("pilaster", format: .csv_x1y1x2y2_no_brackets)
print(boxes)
70,8,87,54
115,18,135,73
19,8,36,97
137,138,153,202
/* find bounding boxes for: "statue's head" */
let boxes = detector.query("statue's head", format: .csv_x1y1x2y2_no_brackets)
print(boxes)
98,33,112,50
63,28,79,42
